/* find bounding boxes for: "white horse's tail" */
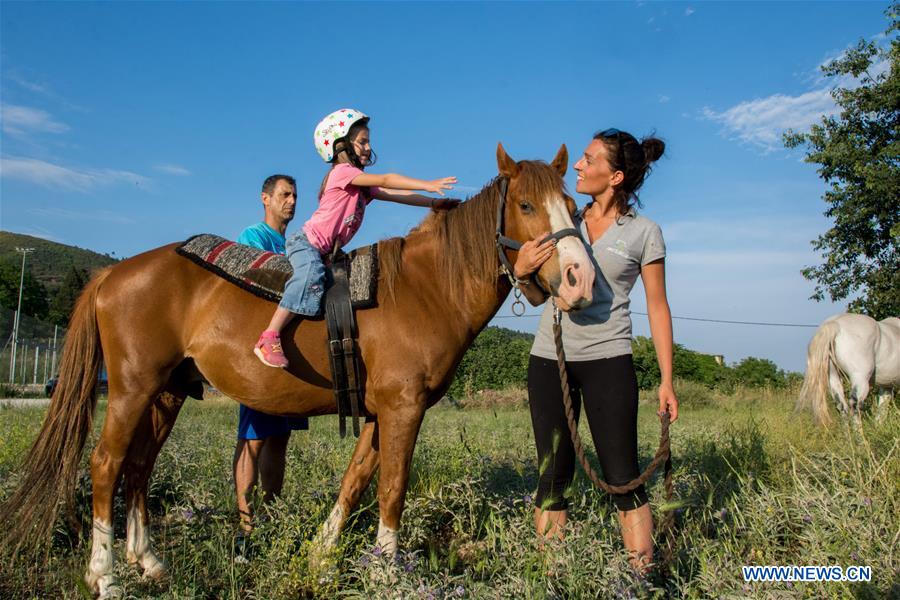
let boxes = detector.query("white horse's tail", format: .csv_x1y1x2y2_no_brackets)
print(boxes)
798,320,840,426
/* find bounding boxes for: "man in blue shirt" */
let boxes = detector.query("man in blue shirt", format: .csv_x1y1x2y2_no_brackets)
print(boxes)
233,174,308,550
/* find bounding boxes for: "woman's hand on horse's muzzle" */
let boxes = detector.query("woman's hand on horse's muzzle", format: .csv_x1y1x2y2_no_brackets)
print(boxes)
513,232,555,279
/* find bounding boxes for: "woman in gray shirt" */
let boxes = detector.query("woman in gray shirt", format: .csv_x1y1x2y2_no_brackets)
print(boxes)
513,128,678,573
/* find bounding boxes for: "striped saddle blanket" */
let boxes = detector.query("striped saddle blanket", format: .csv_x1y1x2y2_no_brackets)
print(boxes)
175,234,378,308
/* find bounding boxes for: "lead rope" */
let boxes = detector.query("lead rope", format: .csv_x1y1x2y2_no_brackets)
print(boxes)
552,305,676,572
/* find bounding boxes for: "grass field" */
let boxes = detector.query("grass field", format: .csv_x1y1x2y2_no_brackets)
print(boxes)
1,383,897,599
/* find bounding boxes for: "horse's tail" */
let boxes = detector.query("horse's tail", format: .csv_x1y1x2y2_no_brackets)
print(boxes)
0,267,111,559
797,319,840,426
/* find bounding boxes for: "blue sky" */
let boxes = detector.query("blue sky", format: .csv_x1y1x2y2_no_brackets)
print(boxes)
0,1,891,372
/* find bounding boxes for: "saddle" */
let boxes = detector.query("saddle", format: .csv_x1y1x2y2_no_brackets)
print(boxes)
323,249,365,438
176,234,374,437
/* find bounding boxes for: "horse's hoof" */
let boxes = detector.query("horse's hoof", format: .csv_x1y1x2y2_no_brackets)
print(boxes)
142,560,167,581
85,572,121,599
84,570,100,594
98,583,124,600
308,543,339,580
126,550,167,581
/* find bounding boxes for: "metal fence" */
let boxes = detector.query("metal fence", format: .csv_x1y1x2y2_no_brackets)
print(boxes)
0,307,66,384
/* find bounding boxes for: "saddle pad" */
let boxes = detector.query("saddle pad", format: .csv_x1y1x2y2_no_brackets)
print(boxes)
175,234,378,308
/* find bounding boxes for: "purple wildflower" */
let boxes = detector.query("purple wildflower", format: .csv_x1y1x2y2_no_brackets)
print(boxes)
851,551,859,562
523,494,532,504
373,545,384,557
359,555,371,568
181,509,194,521
455,585,465,597
803,514,812,523
863,497,872,507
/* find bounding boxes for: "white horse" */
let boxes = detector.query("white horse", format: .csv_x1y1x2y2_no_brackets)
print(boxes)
798,313,900,425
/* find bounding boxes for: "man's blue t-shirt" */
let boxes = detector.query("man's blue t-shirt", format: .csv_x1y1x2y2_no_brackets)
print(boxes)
237,221,309,438
237,222,286,255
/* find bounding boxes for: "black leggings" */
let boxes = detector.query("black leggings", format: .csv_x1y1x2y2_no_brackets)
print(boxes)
528,353,647,512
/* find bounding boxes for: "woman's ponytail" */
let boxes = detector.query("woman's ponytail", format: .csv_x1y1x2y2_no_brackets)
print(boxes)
641,137,666,164
594,129,666,215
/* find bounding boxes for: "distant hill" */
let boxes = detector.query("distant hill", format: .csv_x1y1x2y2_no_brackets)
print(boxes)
0,231,118,292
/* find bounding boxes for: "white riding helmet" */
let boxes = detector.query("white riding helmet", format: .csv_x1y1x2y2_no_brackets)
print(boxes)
314,108,369,162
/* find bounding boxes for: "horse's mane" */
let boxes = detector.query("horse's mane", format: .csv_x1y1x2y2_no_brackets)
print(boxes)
378,160,564,310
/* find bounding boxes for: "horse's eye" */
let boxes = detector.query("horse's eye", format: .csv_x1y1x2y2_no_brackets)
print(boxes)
519,202,533,213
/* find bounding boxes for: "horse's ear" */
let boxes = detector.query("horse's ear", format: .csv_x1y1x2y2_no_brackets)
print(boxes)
551,144,568,177
497,143,519,178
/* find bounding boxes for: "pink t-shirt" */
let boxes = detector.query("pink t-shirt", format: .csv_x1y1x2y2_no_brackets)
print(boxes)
303,163,378,254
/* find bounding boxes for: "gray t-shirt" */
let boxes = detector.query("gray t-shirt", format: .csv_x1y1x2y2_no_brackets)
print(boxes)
531,209,666,361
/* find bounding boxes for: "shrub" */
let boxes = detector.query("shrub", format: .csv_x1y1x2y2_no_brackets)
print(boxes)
447,327,532,399
728,357,788,389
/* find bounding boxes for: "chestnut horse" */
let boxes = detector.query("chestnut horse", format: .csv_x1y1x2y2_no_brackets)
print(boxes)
0,144,594,597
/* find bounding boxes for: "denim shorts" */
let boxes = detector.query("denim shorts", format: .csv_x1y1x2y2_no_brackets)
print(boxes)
280,230,326,316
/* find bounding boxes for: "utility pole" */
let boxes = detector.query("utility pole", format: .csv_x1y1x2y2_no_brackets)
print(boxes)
10,247,35,384
7,324,14,383
51,325,59,376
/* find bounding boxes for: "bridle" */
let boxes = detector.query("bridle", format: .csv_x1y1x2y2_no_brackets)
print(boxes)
494,177,583,298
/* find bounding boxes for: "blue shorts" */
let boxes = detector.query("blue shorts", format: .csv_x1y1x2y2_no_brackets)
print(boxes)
237,404,309,440
280,231,326,317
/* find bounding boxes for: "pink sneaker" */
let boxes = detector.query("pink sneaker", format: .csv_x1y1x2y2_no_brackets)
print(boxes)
254,331,289,368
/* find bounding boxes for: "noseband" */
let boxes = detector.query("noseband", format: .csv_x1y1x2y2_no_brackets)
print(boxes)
494,177,583,294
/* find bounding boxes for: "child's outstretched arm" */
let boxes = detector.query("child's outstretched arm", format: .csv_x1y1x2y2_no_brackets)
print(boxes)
371,187,460,209
351,173,456,195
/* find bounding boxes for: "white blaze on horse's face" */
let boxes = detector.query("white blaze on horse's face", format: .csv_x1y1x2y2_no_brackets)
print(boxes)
545,195,594,310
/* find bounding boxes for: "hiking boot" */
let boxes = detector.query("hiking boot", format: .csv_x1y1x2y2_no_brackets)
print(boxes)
254,331,289,368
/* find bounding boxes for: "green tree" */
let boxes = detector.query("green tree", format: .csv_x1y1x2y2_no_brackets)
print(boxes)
448,327,533,397
48,266,88,326
729,357,787,389
0,259,49,320
784,4,900,319
632,336,661,390
633,336,729,390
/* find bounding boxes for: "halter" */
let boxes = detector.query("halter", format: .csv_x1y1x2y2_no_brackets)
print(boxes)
494,177,583,297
